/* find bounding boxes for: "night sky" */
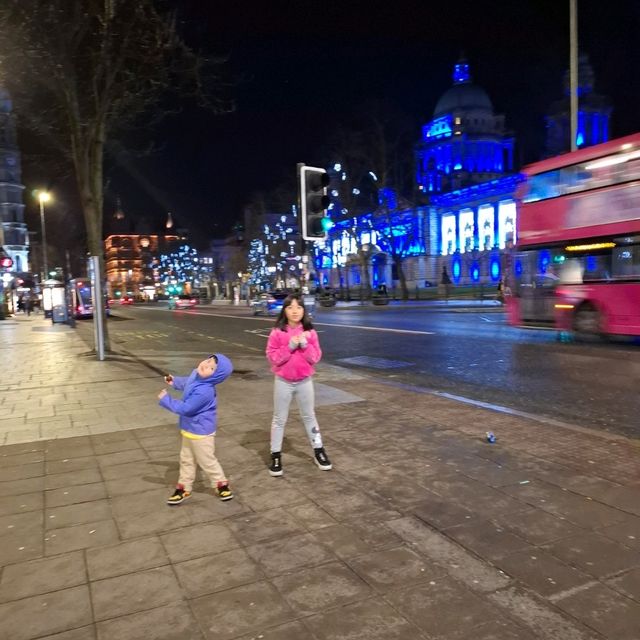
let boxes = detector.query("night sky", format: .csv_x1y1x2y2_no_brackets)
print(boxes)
19,0,640,249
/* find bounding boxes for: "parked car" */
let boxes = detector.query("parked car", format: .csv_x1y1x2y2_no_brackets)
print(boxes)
250,291,288,316
169,295,197,310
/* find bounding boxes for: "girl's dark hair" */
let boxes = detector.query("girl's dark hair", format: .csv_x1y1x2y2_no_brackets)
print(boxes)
274,293,314,331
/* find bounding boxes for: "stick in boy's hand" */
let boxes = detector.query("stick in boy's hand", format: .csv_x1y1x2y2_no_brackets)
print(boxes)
164,374,173,385
158,389,168,400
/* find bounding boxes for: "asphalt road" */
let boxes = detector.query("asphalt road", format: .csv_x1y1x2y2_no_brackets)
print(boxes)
95,302,640,439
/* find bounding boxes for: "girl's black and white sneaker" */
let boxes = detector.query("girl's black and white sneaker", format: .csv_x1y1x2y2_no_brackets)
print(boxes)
269,452,283,477
314,447,332,470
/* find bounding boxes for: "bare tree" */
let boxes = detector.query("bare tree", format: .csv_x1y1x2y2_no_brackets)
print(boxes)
0,0,230,349
324,103,415,300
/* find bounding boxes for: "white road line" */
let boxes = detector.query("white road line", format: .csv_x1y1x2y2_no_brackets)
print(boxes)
313,321,434,335
133,306,435,336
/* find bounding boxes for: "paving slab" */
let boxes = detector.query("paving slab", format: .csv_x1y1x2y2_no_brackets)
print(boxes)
271,560,372,616
384,576,498,640
0,551,86,603
554,582,640,640
543,532,640,579
306,597,426,640
0,585,92,640
605,567,640,602
189,580,295,640
90,565,183,622
95,603,202,640
86,536,169,581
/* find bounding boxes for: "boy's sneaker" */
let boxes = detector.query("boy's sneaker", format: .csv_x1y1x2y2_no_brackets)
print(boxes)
167,485,191,506
216,483,234,501
314,447,332,470
269,452,283,477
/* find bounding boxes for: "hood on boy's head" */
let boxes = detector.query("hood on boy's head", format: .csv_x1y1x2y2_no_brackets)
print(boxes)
194,353,233,385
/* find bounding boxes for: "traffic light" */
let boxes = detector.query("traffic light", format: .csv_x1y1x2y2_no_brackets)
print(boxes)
0,251,12,269
298,164,331,241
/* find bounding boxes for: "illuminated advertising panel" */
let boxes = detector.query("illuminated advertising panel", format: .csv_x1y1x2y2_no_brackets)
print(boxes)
498,200,516,249
478,204,495,250
459,208,474,253
441,214,456,255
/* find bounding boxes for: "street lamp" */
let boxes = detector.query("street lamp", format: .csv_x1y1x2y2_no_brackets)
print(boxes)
37,191,52,282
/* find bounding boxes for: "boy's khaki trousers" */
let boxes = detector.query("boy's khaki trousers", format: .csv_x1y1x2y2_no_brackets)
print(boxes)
178,434,227,491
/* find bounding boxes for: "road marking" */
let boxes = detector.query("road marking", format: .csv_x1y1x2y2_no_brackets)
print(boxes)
479,316,493,322
132,307,435,336
245,328,271,336
337,356,413,369
313,321,434,335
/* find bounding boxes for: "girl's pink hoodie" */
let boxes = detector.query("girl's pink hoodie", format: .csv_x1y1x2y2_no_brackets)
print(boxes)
266,324,322,382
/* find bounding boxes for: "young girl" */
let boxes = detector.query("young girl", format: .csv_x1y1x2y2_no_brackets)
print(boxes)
266,293,331,476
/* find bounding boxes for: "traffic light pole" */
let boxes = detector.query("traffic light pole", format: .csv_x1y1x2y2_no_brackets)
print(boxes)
300,235,309,291
297,163,308,289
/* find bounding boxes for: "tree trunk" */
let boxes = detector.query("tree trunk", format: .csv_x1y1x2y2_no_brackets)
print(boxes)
359,255,371,301
75,124,111,352
395,256,409,300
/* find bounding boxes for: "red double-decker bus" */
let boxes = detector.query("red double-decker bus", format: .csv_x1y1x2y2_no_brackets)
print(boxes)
507,133,640,338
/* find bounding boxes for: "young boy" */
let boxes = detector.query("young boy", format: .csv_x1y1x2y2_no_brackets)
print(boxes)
158,353,234,505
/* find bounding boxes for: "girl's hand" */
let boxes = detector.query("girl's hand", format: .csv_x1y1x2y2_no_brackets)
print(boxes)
302,331,311,341
164,374,173,385
158,389,168,400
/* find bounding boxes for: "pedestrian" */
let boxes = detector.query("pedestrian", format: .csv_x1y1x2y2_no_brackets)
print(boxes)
17,295,24,313
441,266,452,300
266,293,331,477
25,297,33,316
158,353,234,505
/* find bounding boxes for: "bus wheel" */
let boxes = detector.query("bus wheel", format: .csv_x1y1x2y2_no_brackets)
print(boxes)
573,304,602,341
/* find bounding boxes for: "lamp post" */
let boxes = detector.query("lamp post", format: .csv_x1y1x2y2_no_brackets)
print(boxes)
37,191,51,282
569,0,578,151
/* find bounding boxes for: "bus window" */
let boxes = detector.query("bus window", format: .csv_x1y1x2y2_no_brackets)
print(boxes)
78,285,92,306
522,170,562,202
581,254,611,282
524,150,640,203
612,245,640,278
559,258,584,285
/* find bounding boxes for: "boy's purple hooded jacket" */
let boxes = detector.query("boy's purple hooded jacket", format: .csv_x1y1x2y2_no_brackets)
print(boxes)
158,354,233,436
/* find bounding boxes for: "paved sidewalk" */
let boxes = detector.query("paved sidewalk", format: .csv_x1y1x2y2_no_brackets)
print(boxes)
0,315,639,640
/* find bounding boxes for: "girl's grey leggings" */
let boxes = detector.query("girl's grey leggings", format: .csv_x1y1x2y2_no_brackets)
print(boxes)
270,376,323,453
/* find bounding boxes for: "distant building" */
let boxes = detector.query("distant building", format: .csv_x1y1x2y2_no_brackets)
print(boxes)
545,54,612,156
0,89,29,274
415,58,515,196
417,58,520,286
314,54,612,292
104,209,181,299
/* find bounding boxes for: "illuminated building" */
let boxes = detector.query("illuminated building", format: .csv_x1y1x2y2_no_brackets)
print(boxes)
415,58,515,196
313,55,611,291
0,89,29,274
104,210,180,299
545,54,612,156
416,58,519,285
315,58,521,289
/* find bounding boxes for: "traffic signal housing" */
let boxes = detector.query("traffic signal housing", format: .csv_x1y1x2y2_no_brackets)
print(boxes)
0,251,13,269
298,164,331,241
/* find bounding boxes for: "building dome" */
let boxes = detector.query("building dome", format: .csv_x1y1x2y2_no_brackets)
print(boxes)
433,58,493,117
434,82,492,117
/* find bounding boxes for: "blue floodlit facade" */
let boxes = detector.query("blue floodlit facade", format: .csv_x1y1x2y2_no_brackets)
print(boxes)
545,54,612,156
308,56,611,291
